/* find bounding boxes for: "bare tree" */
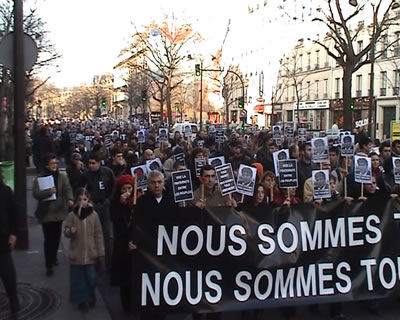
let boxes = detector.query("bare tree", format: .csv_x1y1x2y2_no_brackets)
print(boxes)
312,0,399,130
124,18,201,123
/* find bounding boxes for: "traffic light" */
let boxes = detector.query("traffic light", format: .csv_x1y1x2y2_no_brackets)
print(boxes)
195,64,201,76
101,98,106,107
141,90,147,102
238,96,244,109
349,101,355,111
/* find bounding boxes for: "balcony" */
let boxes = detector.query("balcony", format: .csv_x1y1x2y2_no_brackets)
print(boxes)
307,65,311,71
380,88,386,96
323,93,328,99
335,92,340,99
356,90,362,97
315,64,319,70
324,62,329,68
394,87,399,96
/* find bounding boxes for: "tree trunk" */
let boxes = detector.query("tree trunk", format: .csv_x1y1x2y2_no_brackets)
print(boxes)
159,89,164,121
166,80,172,124
342,66,354,131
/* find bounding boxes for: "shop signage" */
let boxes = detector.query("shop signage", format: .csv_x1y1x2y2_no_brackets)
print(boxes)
292,100,329,110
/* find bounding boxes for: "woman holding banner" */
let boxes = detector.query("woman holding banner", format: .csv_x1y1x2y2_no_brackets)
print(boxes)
110,175,140,314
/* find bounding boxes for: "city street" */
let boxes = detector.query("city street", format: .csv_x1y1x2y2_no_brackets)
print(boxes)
1,171,399,320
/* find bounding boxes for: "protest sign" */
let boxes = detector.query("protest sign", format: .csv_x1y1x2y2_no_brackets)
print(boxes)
159,128,169,143
340,134,355,157
174,153,186,166
215,163,237,196
278,159,298,188
171,169,193,203
146,158,164,173
131,165,148,189
354,155,372,184
272,149,289,174
184,125,192,137
312,169,330,199
208,156,225,168
104,134,112,148
311,137,329,163
298,128,307,143
393,157,400,184
215,129,225,143
194,158,207,177
138,129,146,143
272,125,281,145
236,164,257,196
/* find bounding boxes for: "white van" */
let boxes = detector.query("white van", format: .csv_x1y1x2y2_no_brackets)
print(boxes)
170,123,199,138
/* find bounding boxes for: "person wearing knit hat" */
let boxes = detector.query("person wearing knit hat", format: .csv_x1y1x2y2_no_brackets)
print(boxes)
110,174,139,314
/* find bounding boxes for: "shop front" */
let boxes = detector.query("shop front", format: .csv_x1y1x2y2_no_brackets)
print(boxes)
293,100,329,130
331,97,370,130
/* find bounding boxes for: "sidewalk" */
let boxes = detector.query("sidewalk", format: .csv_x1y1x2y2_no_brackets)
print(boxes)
7,173,112,320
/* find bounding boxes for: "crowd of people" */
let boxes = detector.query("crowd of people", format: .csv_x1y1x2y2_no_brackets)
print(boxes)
2,118,400,319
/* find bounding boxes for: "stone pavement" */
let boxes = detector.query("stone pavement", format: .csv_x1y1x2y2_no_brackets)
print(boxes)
2,171,399,320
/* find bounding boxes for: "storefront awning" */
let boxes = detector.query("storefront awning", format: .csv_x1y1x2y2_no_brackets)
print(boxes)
254,104,264,113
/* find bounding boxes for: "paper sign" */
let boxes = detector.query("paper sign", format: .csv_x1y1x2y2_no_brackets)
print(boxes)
208,156,225,168
131,165,148,189
273,149,289,174
312,169,330,199
237,164,257,196
354,155,372,184
146,158,163,173
215,163,237,196
278,159,298,189
195,158,207,177
340,134,355,157
137,129,146,144
393,157,400,184
159,128,169,143
171,169,194,202
311,137,329,163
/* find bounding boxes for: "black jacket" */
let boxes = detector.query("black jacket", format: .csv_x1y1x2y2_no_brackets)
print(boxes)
80,166,115,204
0,183,20,254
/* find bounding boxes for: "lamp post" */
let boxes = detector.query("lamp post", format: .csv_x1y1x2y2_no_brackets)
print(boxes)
368,45,375,139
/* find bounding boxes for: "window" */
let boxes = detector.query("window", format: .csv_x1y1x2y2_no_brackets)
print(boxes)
380,71,387,96
324,79,328,99
356,75,362,97
357,40,363,54
381,35,388,58
307,81,311,100
299,54,303,71
395,32,400,57
394,69,400,95
315,80,319,99
335,78,340,98
324,53,329,68
287,110,293,122
307,52,311,70
316,50,320,69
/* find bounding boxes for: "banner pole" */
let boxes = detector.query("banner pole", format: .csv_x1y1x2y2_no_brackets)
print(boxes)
344,156,348,198
361,183,364,198
133,175,138,205
241,193,244,203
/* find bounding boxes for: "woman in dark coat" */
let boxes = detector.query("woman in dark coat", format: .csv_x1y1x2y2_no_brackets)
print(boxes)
110,174,139,314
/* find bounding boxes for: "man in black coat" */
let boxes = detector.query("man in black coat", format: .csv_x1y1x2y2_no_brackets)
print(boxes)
0,174,21,313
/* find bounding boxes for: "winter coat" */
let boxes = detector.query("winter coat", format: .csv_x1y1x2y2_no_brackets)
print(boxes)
0,183,20,254
64,206,105,265
80,166,115,204
32,170,74,223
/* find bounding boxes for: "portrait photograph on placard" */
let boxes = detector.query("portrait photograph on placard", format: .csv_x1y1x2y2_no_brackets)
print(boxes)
215,129,225,143
131,165,148,189
354,155,372,184
393,157,400,184
171,169,194,202
237,164,257,196
215,163,237,196
272,125,281,140
298,128,307,143
208,156,225,168
146,158,164,173
340,134,355,156
195,158,207,177
273,149,289,174
159,128,168,142
184,125,192,137
312,169,330,199
311,137,329,163
137,129,146,143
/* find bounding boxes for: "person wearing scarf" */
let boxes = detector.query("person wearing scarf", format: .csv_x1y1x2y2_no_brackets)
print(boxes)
33,153,74,276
